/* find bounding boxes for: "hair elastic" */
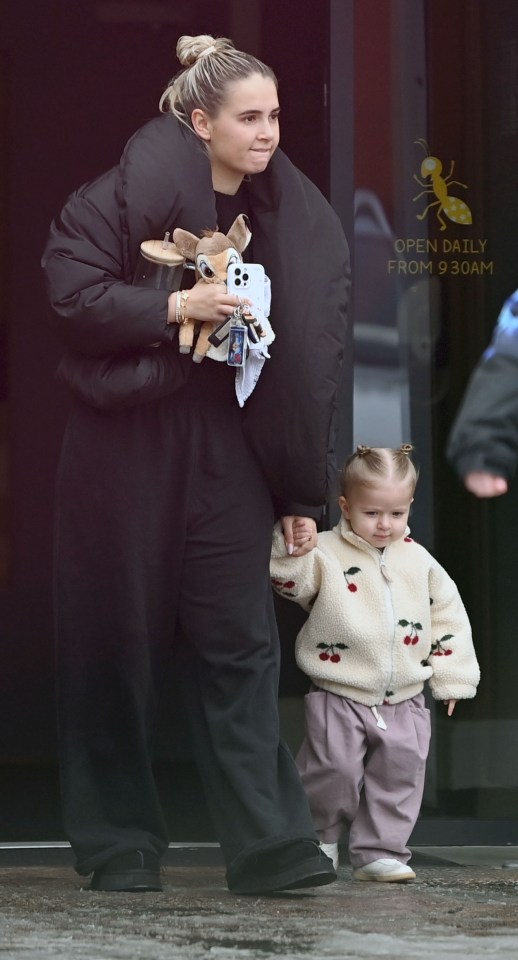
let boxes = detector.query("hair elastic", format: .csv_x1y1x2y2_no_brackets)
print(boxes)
197,45,217,59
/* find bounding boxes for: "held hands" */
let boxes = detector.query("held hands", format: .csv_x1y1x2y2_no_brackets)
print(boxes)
281,516,318,557
463,471,508,498
167,284,251,326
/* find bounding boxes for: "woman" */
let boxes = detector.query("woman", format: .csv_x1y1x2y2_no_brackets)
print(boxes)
42,34,350,895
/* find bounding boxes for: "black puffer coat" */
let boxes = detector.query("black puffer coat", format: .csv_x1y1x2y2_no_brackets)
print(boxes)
42,114,350,507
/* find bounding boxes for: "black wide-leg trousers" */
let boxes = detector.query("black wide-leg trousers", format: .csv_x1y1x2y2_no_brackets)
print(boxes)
54,384,317,878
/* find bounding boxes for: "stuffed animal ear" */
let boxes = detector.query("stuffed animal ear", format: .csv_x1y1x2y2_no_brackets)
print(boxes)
226,214,252,254
173,228,201,261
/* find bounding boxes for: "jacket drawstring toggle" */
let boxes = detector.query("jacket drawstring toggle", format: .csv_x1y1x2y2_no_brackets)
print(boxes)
371,705,388,730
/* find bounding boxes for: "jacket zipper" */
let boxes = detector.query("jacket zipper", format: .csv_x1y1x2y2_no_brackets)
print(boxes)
374,546,396,705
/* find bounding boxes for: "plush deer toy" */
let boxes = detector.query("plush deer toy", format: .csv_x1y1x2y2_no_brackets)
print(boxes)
173,214,252,363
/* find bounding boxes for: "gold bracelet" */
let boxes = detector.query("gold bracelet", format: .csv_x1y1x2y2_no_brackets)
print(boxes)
179,290,190,325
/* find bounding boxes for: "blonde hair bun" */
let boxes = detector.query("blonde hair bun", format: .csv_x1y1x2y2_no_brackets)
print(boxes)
160,35,276,130
176,34,234,67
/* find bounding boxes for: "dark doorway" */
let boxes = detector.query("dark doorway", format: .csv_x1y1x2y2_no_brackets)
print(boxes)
1,0,331,841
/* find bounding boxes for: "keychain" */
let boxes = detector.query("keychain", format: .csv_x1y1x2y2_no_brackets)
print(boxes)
227,312,248,367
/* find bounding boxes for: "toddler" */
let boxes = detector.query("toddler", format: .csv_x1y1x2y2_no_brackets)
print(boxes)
271,445,480,881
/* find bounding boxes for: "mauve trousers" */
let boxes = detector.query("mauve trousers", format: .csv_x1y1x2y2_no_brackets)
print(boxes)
296,688,431,866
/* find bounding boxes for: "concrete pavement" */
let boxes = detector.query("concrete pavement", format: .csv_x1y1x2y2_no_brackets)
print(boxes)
2,847,518,958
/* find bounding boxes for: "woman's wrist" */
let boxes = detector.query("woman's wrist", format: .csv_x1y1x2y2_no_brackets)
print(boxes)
167,290,190,325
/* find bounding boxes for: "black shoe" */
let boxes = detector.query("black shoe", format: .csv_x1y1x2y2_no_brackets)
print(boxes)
228,840,337,895
89,850,162,892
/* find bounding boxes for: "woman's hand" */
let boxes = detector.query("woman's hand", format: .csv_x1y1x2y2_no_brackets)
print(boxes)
168,283,251,325
444,699,457,716
281,516,318,556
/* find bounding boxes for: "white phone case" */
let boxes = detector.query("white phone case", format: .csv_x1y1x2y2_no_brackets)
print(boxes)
227,263,265,316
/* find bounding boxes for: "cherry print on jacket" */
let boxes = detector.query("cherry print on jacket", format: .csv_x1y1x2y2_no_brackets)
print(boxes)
317,641,349,663
344,567,360,592
431,634,454,657
399,618,422,645
271,577,296,598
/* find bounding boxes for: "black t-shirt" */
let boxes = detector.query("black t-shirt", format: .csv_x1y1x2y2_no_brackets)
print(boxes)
214,185,252,260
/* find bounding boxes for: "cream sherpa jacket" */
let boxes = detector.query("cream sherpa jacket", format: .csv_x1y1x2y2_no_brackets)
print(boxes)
271,519,480,706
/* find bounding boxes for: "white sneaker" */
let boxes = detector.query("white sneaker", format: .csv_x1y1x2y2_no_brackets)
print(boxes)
352,858,416,882
319,842,339,871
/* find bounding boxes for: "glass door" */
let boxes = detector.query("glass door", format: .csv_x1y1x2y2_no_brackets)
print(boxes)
346,0,518,842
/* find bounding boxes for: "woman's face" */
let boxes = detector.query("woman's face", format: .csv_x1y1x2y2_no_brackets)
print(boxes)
192,73,280,193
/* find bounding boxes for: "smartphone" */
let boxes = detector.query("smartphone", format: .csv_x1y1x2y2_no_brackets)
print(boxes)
227,262,265,316
208,263,266,349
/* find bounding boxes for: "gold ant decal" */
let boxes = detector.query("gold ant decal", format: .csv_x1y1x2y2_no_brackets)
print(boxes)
413,140,472,231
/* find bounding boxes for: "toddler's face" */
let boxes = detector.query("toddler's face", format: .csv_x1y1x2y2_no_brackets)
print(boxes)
339,479,413,549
